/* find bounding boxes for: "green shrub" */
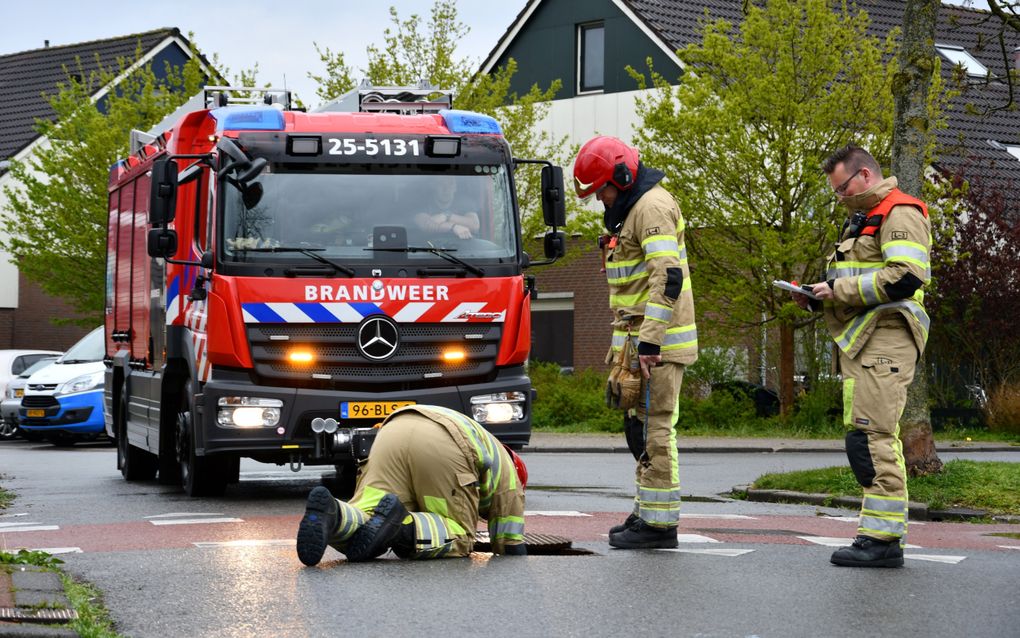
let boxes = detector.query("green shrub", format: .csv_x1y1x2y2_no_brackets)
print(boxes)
676,390,757,431
787,378,843,435
530,362,621,431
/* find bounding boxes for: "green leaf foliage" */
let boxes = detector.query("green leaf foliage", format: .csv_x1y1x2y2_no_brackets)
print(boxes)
0,42,206,326
629,0,898,341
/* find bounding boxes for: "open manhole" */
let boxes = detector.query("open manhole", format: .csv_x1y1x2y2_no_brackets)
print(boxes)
474,531,596,556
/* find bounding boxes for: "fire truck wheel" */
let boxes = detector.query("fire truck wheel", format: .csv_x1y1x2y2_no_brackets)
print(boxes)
176,388,228,497
118,384,158,481
330,463,358,499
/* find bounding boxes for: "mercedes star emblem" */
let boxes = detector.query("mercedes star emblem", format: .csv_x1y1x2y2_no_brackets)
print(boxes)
356,315,399,361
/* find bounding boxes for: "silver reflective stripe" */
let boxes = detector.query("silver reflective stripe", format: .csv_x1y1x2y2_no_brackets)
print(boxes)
859,514,905,537
678,246,688,262
606,261,647,283
492,519,525,538
642,238,679,257
862,496,906,514
412,512,451,549
637,506,680,525
663,326,698,349
611,333,638,350
882,243,928,265
859,273,882,305
827,265,882,279
638,487,682,503
645,303,672,323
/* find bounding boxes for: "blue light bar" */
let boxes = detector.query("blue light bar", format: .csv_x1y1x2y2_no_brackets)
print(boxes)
440,109,502,135
211,106,285,132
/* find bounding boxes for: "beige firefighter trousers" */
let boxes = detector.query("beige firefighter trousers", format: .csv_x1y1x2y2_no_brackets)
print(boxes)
630,361,684,527
351,413,479,557
838,316,918,543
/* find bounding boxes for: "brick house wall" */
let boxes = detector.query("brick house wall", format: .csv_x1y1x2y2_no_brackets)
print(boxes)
0,272,90,351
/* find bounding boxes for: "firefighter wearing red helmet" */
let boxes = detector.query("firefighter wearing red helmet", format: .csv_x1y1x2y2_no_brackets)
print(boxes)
575,136,698,549
296,405,526,564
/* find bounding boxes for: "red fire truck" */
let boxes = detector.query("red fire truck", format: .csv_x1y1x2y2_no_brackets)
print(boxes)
105,85,565,496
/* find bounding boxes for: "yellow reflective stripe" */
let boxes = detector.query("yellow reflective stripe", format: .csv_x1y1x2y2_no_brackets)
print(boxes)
842,378,855,429
350,485,388,511
424,495,450,517
610,289,650,308
882,240,928,268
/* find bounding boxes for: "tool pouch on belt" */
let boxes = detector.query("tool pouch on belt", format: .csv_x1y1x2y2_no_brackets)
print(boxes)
605,336,642,411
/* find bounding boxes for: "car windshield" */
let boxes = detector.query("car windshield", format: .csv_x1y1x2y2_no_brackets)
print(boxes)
220,165,517,265
58,327,104,364
19,357,58,378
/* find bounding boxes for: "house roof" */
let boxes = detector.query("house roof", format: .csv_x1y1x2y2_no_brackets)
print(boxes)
483,0,1020,211
0,27,188,164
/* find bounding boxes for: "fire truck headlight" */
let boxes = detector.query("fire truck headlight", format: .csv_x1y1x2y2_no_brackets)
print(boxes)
217,397,283,428
469,392,526,424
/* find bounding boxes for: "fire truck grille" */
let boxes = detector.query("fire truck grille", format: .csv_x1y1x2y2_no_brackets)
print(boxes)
246,322,503,387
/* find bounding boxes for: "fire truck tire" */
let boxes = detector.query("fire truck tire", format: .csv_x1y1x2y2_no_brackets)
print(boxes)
331,463,358,499
118,384,158,481
176,389,228,497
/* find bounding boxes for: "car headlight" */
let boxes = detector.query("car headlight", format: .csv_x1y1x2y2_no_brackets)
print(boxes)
57,371,104,396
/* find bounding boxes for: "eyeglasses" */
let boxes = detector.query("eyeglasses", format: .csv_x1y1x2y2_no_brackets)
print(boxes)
833,168,862,196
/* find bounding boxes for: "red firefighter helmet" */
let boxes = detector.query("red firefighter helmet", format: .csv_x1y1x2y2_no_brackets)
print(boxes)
503,444,528,489
573,136,640,199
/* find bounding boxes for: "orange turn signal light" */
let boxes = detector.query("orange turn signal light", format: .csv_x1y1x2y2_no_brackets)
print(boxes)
288,350,315,364
442,348,466,363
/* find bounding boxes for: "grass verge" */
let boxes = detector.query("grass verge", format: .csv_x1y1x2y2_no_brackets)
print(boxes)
751,460,1020,514
0,485,12,510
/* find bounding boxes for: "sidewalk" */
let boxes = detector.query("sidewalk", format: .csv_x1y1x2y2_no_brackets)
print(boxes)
0,566,77,637
525,431,1020,454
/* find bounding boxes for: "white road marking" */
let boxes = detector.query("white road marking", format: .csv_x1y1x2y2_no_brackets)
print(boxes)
0,521,43,528
145,512,228,519
524,511,592,517
32,547,82,555
907,554,967,564
0,512,30,519
997,545,1020,551
679,514,758,520
677,534,721,544
656,548,755,557
194,540,295,548
821,516,925,526
0,525,59,533
797,536,921,549
150,517,244,526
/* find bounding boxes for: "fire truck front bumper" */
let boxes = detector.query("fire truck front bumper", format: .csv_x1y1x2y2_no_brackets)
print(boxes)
195,366,532,462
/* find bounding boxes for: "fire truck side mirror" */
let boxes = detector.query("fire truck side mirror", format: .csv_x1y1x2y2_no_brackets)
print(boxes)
543,230,566,260
149,159,178,225
147,228,178,258
540,165,566,228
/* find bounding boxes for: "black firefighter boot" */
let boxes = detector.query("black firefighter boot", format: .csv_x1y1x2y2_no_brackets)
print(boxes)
296,486,340,566
609,513,639,535
830,535,904,568
344,493,410,562
609,519,678,549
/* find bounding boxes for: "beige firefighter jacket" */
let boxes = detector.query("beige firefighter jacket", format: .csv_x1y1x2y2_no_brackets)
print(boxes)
822,176,932,359
387,405,526,554
606,184,698,365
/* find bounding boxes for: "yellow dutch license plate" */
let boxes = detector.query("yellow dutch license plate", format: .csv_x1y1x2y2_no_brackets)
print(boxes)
340,401,414,420
26,409,45,418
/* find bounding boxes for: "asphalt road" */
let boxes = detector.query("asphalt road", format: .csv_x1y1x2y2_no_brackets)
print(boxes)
1,439,1019,637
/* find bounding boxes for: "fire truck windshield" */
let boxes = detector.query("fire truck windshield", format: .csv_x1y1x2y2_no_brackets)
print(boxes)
221,166,516,265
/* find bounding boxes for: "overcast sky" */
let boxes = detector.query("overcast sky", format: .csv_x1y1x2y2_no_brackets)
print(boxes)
2,1,527,108
2,0,989,109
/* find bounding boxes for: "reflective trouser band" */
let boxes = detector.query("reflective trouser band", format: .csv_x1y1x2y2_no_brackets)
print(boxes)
333,500,368,543
858,494,906,539
637,485,681,526
490,516,525,542
408,511,466,559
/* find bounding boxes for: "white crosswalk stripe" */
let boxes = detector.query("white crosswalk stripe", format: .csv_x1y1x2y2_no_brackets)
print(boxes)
194,540,295,548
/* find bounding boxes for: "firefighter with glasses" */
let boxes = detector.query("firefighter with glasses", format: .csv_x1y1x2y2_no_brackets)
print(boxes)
793,144,932,568
296,405,527,564
573,136,698,549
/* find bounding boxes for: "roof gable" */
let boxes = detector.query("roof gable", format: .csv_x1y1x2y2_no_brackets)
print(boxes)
0,28,190,163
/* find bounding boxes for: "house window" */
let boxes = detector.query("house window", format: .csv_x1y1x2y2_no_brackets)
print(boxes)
578,22,605,93
935,43,989,77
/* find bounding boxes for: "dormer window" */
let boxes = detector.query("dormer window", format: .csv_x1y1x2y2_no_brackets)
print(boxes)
578,22,604,93
935,43,989,77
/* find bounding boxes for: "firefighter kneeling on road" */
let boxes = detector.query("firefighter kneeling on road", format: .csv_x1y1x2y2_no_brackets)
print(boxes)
296,405,527,565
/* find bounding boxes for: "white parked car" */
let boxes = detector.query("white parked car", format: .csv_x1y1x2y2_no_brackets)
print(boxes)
0,349,62,404
1,355,60,440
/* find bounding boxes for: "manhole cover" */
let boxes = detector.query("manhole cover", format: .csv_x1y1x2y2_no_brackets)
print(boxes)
0,607,78,622
474,531,593,555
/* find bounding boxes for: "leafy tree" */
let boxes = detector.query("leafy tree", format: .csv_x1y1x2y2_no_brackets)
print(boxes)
307,0,586,239
891,0,944,475
628,0,897,414
1,47,205,326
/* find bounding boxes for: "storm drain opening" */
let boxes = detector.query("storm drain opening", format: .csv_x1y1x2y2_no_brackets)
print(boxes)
474,532,597,556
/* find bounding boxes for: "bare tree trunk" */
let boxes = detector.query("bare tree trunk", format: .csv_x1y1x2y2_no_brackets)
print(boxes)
779,322,795,417
891,0,943,476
